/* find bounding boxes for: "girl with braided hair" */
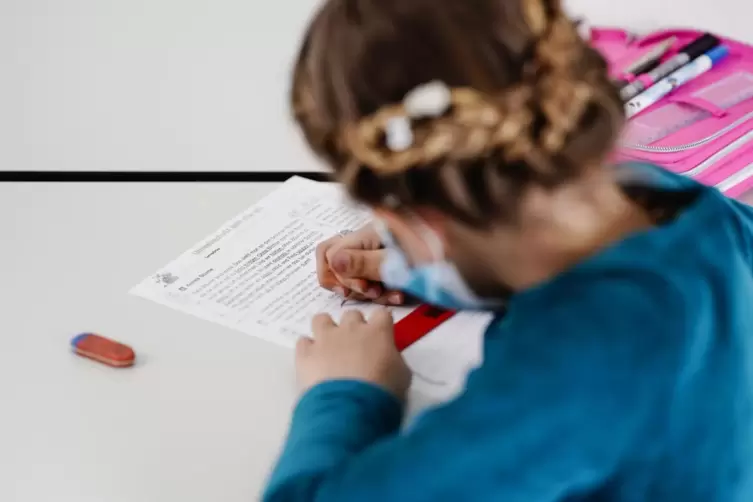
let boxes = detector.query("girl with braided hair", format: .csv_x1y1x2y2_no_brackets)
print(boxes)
264,0,753,500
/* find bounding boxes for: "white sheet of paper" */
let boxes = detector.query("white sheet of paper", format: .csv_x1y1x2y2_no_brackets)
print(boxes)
131,176,492,402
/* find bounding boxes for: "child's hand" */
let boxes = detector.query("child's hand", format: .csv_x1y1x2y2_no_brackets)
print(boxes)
316,223,405,305
296,309,412,400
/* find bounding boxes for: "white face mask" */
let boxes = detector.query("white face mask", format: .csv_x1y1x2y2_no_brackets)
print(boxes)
374,218,505,311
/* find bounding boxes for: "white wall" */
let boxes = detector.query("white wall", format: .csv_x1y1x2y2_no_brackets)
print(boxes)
0,0,745,173
565,1,750,45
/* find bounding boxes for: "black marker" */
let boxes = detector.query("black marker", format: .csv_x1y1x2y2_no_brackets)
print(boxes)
620,33,721,102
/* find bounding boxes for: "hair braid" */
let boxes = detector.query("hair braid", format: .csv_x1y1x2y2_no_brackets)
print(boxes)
340,85,539,175
291,0,625,226
535,14,594,154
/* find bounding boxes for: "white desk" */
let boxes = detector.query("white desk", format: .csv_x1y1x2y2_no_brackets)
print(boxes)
0,182,300,502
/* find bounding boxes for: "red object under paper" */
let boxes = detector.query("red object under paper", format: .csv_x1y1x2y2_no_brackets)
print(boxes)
393,305,455,351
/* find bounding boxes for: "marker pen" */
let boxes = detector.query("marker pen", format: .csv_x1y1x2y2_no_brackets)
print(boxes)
620,33,721,102
620,37,677,76
625,45,729,119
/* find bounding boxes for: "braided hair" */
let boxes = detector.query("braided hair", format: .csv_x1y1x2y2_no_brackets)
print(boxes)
291,0,624,226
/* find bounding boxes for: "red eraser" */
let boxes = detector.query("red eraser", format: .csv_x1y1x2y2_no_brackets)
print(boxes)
71,333,135,368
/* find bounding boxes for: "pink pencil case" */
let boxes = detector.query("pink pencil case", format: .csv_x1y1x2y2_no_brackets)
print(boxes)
589,27,753,201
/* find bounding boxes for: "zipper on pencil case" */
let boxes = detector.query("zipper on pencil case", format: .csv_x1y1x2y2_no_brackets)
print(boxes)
685,129,753,177
715,161,753,192
620,110,753,154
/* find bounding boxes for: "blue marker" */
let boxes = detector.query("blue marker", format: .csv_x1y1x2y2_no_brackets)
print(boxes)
625,45,730,119
619,33,720,101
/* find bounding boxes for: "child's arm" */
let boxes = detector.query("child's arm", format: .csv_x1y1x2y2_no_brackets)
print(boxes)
263,273,682,502
723,197,753,269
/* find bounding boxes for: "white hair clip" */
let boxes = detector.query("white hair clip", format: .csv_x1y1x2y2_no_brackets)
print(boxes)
385,81,452,152
404,81,452,118
385,116,413,152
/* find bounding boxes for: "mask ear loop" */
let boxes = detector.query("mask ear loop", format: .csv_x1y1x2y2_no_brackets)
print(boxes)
372,218,395,247
413,216,446,262
374,214,445,262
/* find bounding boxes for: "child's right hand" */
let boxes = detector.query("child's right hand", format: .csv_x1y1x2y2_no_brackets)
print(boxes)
316,223,405,305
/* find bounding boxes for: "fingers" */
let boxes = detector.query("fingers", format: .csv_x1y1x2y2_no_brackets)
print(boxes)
369,308,394,331
338,277,381,298
340,309,366,328
295,336,313,358
329,249,385,283
315,225,383,293
316,237,341,290
311,312,336,339
337,226,382,251
372,290,405,306
311,309,391,333
335,287,404,306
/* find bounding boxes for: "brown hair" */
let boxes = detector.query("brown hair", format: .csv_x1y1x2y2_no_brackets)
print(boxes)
290,0,624,226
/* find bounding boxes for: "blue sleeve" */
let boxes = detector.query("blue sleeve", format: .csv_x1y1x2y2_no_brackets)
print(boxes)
262,272,686,502
724,196,753,269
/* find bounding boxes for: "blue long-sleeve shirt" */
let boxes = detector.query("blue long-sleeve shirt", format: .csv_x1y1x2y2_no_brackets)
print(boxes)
263,164,753,501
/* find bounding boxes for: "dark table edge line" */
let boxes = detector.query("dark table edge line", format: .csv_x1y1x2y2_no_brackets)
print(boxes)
0,172,331,182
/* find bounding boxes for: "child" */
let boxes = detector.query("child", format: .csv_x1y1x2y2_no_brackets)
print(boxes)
264,0,753,500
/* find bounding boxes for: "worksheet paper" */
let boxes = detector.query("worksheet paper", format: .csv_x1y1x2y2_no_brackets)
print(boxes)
130,177,492,403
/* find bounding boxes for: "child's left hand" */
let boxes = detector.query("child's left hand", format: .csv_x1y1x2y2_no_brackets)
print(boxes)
296,309,412,400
